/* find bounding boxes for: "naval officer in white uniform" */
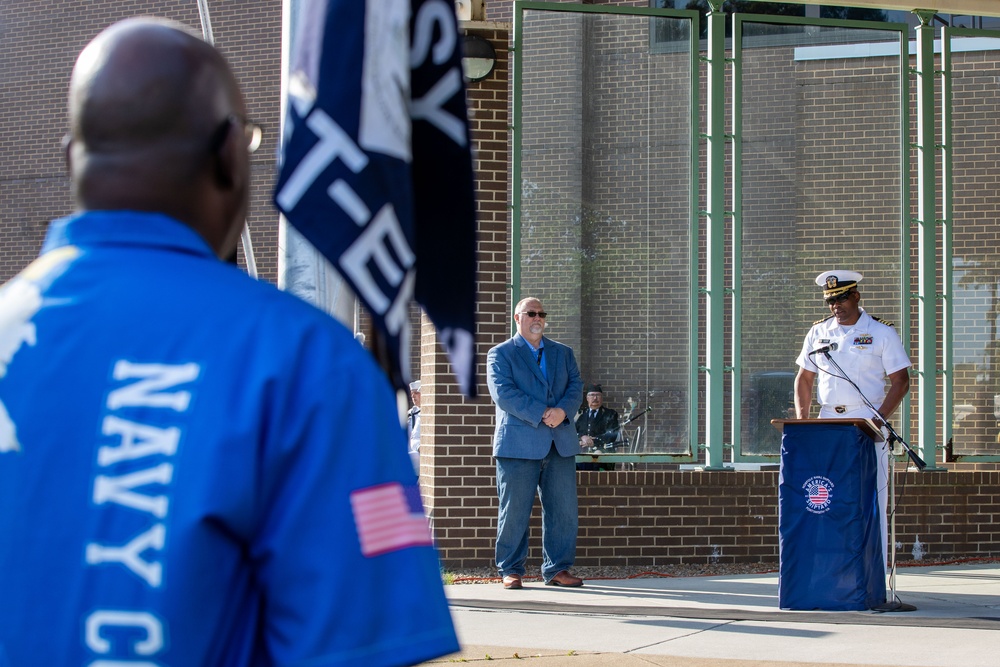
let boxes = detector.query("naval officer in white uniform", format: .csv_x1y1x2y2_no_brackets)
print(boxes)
794,270,911,571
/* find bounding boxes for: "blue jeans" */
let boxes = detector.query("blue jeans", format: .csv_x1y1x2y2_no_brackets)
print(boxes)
495,444,578,581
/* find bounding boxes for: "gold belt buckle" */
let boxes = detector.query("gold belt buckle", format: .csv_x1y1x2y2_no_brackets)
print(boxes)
835,405,847,414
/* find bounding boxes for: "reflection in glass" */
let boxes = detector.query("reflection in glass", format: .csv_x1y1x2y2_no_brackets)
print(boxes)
518,10,693,456
737,20,904,455
947,33,1000,455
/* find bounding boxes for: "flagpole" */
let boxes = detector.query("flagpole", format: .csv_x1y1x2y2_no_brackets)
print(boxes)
195,0,258,279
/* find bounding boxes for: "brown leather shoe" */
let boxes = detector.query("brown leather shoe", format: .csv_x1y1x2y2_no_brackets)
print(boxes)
545,570,583,587
502,574,523,590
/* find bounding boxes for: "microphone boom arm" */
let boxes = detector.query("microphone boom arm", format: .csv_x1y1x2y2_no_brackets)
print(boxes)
819,350,926,470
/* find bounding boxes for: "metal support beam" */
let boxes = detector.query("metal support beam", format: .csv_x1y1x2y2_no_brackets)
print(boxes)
730,19,744,463
704,0,727,468
941,26,955,464
687,11,702,461
913,10,941,468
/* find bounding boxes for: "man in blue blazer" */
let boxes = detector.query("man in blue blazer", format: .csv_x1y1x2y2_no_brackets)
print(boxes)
487,297,585,589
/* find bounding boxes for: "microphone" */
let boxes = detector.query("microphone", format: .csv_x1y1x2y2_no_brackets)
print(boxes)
808,342,838,356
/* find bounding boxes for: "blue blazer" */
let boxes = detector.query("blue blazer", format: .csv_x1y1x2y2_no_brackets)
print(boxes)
487,334,583,459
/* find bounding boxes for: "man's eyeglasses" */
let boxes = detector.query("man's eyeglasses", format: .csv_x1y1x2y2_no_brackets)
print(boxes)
520,311,547,319
210,114,263,154
825,291,854,306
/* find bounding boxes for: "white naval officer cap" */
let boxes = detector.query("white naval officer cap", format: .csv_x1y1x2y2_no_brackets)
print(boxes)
815,270,863,299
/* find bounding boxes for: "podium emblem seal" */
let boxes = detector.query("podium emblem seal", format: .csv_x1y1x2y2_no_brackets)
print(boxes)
803,476,834,514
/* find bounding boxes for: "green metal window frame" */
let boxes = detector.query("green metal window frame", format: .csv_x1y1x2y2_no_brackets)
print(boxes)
512,1,701,463
939,25,1000,463
728,13,913,463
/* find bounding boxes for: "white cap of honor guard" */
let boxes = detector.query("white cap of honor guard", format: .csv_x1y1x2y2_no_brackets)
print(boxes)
815,270,863,299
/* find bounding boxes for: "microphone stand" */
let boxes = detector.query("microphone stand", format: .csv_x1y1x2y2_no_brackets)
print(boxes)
817,349,925,470
816,349,924,612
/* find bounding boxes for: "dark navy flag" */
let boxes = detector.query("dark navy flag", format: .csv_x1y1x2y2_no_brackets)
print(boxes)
274,0,477,397
410,0,478,398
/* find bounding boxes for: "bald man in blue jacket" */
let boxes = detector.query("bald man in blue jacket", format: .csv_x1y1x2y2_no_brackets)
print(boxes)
487,297,584,590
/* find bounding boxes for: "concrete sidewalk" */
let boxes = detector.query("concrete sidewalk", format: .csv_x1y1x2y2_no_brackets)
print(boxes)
425,563,1000,666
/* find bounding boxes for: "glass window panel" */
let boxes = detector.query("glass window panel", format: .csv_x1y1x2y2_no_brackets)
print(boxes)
947,38,1000,456
738,22,904,456
518,9,694,456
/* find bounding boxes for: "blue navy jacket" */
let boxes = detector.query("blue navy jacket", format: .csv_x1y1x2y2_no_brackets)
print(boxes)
0,211,458,666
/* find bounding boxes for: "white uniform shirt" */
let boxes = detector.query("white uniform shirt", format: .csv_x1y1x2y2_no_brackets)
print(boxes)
796,309,911,413
408,406,421,474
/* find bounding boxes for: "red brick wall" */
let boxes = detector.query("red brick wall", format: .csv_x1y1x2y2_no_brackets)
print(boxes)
429,455,1000,569
570,470,1000,568
578,471,782,565
0,0,280,283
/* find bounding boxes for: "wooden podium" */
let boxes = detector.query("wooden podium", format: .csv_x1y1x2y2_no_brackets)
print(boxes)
770,418,884,442
771,418,886,610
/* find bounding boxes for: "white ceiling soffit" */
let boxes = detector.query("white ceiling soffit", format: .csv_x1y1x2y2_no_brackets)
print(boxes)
756,0,1000,19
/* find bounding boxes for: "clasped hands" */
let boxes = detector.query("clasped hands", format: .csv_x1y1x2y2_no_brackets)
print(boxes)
541,407,566,428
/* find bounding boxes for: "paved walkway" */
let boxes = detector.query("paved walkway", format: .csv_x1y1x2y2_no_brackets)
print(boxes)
424,563,1000,666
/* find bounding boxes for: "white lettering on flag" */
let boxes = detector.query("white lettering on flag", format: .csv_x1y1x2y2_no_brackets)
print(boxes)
410,0,456,67
350,482,432,557
339,204,415,314
328,180,371,226
410,0,466,146
411,68,465,146
276,109,369,213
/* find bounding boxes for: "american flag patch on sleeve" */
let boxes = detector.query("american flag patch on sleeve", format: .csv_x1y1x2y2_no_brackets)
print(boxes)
350,482,433,557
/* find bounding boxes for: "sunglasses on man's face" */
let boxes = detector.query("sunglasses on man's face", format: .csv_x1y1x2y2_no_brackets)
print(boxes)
520,311,547,319
825,292,854,306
